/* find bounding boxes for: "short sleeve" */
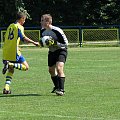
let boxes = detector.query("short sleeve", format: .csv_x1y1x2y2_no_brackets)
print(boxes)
18,28,25,41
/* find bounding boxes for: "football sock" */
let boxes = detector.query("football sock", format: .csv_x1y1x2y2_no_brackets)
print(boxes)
51,75,59,89
58,77,65,91
4,72,13,90
9,62,27,71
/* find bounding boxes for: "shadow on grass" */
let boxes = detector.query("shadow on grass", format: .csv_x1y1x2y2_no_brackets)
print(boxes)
0,93,41,97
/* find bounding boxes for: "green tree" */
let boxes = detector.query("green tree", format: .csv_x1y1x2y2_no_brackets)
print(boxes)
0,0,16,26
0,0,120,27
79,0,120,25
0,0,30,27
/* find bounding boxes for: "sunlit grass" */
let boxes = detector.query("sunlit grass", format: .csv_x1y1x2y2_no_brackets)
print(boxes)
0,47,120,120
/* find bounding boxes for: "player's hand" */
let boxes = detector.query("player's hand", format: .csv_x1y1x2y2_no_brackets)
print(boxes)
34,42,40,46
53,40,57,46
45,39,55,46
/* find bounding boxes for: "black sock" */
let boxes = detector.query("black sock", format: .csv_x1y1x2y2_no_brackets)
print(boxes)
58,77,65,91
51,75,59,89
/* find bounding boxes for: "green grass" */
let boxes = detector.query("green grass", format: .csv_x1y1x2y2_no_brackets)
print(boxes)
0,47,120,120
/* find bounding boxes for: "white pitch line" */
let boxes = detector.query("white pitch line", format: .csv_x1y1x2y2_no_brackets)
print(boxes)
0,110,119,120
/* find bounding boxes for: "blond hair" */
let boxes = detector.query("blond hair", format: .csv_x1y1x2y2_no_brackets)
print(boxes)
41,14,52,23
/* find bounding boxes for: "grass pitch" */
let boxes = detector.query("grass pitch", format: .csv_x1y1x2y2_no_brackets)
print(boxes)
0,47,120,120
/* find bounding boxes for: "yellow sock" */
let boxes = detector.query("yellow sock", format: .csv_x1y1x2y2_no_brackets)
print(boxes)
4,72,13,90
21,64,27,71
8,62,14,67
5,84,10,91
6,72,13,77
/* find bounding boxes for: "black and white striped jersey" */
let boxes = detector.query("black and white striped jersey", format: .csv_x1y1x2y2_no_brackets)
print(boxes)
41,25,68,52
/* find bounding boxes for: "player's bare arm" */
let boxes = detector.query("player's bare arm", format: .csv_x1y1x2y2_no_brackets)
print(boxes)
24,36,40,46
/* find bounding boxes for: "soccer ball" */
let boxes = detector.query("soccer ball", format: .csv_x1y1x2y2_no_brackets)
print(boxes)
41,36,52,47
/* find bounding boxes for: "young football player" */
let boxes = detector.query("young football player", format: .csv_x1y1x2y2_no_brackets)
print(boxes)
2,11,39,94
40,14,68,96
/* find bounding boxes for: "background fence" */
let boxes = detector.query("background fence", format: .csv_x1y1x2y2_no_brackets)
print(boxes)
0,25,120,48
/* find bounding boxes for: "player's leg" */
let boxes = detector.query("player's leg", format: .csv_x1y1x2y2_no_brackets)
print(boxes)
55,49,67,96
2,60,9,74
3,61,29,94
3,67,14,94
49,66,59,93
21,60,29,70
2,60,28,74
9,55,29,71
8,61,29,71
55,62,65,95
2,55,29,94
2,54,28,74
48,51,59,93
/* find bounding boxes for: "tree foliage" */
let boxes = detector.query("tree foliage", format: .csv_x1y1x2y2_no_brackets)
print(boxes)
0,0,120,27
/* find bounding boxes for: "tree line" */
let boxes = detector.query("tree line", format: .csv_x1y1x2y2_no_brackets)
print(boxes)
0,0,120,27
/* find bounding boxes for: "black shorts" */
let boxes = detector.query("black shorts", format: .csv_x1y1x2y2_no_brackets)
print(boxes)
48,49,67,67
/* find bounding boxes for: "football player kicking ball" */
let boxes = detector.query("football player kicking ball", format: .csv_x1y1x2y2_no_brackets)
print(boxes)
40,14,68,96
2,11,39,94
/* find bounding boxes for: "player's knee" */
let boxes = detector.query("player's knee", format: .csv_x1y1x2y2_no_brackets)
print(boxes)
56,66,64,76
48,68,52,74
8,67,14,73
22,62,29,71
57,70,64,76
48,68,55,75
26,66,29,70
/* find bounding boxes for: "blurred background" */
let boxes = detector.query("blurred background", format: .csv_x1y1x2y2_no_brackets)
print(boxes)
0,0,120,27
0,0,120,47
